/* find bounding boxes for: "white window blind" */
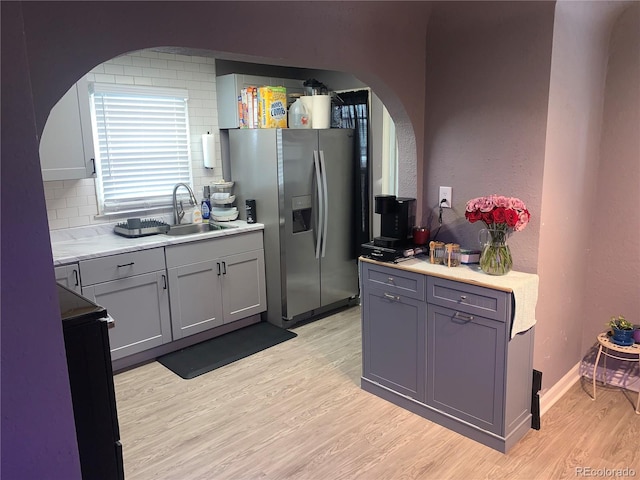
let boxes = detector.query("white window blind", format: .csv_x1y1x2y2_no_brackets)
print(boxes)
90,83,192,214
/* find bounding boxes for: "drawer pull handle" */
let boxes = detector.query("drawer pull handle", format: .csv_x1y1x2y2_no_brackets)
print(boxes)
162,274,167,290
117,262,134,268
73,269,79,286
217,262,221,276
387,277,394,284
384,293,400,301
460,295,467,301
454,312,474,322
222,261,227,275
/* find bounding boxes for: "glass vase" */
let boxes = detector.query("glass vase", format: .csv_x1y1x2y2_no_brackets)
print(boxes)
478,228,513,275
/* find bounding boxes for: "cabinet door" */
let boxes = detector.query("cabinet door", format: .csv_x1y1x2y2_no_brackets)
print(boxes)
40,78,95,181
362,286,426,401
220,250,267,324
55,264,81,293
426,304,506,435
82,271,171,361
167,260,224,340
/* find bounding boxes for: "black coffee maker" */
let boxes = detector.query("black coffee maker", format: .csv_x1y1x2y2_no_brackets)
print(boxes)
361,195,416,261
373,195,416,247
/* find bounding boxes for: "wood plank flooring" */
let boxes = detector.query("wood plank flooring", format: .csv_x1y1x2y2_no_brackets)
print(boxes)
114,306,640,479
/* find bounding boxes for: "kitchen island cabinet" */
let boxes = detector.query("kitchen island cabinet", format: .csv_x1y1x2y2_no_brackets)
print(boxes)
359,257,538,453
80,248,172,361
165,231,266,340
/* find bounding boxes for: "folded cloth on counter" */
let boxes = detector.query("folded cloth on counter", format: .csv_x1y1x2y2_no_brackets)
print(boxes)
509,274,539,338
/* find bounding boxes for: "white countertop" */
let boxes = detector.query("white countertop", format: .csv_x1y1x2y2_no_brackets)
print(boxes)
50,220,264,266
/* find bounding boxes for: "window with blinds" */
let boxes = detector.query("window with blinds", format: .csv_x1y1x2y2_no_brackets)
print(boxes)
90,83,192,214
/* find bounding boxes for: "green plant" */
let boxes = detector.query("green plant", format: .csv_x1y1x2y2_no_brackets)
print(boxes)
607,315,633,330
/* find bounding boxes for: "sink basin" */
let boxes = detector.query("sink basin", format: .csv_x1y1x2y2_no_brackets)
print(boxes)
165,222,238,236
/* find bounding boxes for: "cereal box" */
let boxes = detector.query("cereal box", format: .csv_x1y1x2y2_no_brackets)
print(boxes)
258,86,287,128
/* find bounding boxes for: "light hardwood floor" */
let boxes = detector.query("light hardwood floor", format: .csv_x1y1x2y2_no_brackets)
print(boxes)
114,306,640,480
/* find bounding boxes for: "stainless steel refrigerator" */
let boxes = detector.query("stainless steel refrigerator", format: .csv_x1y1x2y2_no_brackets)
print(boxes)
229,128,359,328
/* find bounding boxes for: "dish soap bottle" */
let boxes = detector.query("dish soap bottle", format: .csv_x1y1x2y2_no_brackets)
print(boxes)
201,186,211,220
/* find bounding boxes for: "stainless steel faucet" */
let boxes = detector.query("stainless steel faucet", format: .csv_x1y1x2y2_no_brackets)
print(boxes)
172,183,198,225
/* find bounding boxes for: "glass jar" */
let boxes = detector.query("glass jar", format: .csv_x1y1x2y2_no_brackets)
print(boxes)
444,243,461,267
429,241,445,264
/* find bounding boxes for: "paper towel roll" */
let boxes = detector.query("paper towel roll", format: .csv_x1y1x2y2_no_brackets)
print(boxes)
202,132,217,168
311,95,331,129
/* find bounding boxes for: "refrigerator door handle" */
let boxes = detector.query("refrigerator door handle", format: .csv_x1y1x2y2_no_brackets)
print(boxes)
313,150,324,259
319,150,329,258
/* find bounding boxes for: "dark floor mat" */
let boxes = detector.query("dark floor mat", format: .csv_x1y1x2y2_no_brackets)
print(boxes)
157,321,297,379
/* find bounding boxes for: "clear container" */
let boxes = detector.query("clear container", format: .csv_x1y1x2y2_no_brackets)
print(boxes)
444,243,461,267
429,241,445,264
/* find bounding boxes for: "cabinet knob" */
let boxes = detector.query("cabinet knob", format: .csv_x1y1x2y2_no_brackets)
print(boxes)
387,277,394,284
460,295,467,301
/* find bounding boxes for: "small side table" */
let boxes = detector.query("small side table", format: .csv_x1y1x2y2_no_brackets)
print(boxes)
592,332,640,414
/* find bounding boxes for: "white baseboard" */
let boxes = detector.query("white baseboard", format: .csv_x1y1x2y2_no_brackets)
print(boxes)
539,363,581,417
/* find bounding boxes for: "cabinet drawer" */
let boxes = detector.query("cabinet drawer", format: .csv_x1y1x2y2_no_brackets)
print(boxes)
360,262,425,301
427,277,509,322
80,248,165,286
165,231,263,268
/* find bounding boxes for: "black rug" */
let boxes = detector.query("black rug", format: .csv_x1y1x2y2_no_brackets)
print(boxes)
157,321,297,379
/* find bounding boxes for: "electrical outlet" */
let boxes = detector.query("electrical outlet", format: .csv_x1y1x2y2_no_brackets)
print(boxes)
439,186,452,208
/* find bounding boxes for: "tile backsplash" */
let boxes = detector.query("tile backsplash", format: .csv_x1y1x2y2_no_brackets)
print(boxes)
44,49,222,230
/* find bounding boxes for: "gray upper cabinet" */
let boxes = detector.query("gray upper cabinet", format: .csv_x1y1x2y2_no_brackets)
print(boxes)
166,231,267,340
216,73,304,128
40,77,95,181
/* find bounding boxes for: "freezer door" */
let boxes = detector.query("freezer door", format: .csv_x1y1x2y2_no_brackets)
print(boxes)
318,129,359,306
281,130,322,319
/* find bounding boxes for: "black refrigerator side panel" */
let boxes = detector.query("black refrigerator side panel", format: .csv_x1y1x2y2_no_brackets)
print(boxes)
64,319,124,480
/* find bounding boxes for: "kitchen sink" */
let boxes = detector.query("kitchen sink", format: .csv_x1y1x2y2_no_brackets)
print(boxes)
164,222,238,236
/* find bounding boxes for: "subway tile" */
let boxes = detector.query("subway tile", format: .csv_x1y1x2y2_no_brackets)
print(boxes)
134,77,153,86
142,67,161,78
184,62,201,72
124,66,143,76
167,60,186,71
111,55,133,66
89,64,105,74
176,70,194,81
66,196,88,207
55,187,75,198
49,218,70,230
152,78,171,87
57,207,79,219
94,73,116,83
157,52,176,60
68,216,91,228
149,58,169,69
115,76,135,85
104,64,125,75
78,205,99,216
46,197,66,211
131,57,151,68
140,50,159,59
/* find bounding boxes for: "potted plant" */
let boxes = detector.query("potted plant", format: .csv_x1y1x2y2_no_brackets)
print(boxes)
607,315,635,345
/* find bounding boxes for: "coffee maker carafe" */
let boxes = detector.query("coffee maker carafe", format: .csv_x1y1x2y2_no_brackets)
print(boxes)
373,195,416,248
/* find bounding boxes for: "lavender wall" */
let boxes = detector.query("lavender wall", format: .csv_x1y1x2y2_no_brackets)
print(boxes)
536,1,628,392
1,3,82,478
583,4,640,349
421,1,555,273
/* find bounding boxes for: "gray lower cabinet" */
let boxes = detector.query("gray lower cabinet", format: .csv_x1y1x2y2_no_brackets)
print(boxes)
166,231,267,340
80,249,172,361
55,263,81,293
361,284,426,401
360,259,534,453
426,303,506,435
